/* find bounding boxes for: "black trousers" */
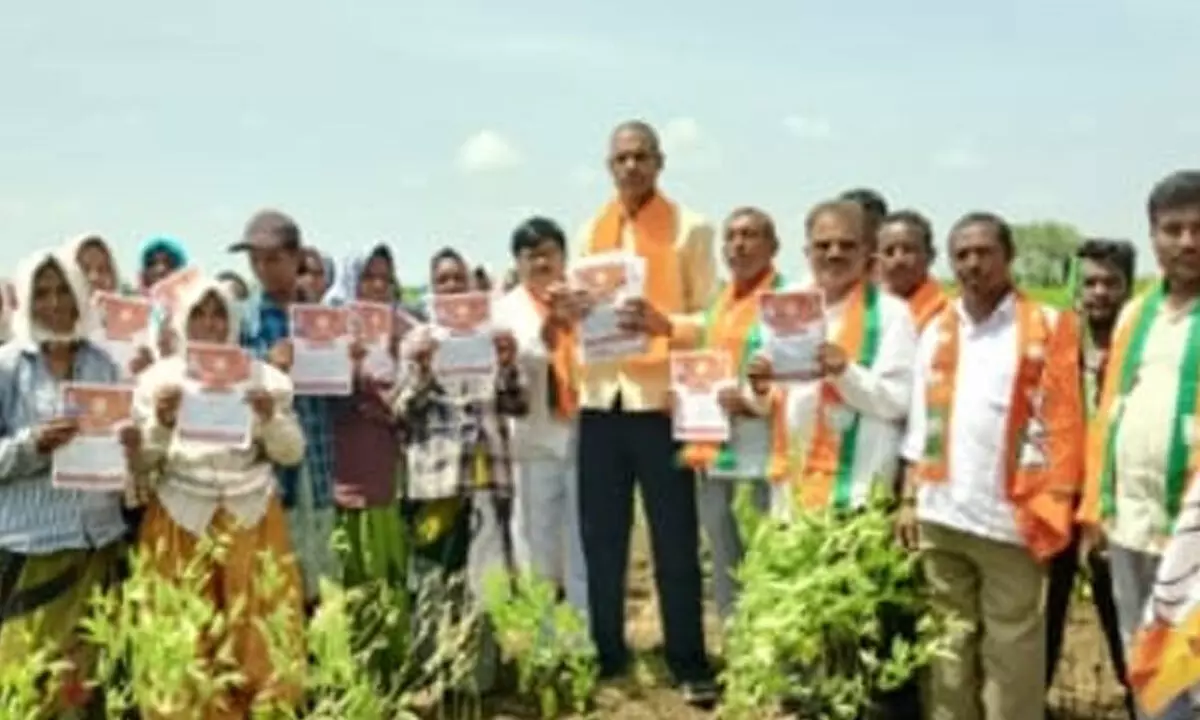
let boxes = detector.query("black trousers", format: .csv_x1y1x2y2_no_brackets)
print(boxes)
1045,532,1134,717
577,404,713,683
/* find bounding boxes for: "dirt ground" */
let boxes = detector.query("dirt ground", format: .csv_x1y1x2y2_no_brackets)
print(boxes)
484,508,1128,719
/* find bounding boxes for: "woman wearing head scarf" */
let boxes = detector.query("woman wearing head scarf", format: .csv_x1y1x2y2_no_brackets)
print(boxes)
67,233,123,296
138,236,191,360
394,246,526,694
138,236,189,293
65,233,156,376
132,276,305,716
0,247,139,713
298,248,336,302
322,244,410,684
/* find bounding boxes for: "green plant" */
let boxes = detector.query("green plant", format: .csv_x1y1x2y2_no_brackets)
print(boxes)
85,535,246,717
481,571,598,718
719,493,961,719
0,532,497,719
0,630,69,720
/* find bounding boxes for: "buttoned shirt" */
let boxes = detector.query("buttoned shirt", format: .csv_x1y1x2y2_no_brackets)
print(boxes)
0,341,126,554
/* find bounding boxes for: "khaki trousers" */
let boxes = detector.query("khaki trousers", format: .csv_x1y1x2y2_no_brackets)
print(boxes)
920,522,1047,720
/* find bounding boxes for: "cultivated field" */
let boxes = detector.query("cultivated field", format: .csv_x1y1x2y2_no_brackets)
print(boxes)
480,506,1127,719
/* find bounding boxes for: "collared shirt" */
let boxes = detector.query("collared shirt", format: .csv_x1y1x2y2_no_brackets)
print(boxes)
0,341,126,554
783,285,917,505
574,201,718,412
1109,297,1198,553
494,284,576,461
239,291,334,511
903,294,1024,545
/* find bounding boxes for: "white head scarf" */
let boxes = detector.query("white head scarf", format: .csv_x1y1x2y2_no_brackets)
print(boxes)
63,232,123,295
170,276,241,346
11,248,93,345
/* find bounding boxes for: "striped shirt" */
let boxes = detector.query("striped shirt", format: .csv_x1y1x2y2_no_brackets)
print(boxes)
239,292,335,511
0,341,125,554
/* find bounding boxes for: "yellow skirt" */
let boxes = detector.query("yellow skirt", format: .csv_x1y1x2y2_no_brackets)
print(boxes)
138,497,305,720
0,543,122,714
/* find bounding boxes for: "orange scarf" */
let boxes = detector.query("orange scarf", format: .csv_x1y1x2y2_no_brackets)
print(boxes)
681,270,788,480
528,286,578,420
587,193,682,367
917,294,1084,560
795,283,881,510
907,277,948,332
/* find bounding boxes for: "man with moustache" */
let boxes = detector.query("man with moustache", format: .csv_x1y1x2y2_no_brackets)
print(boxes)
897,212,1085,720
760,200,917,516
1044,238,1136,718
678,207,787,624
555,119,717,704
497,216,589,620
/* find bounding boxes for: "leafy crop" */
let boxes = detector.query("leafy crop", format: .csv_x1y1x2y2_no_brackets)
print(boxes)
481,572,598,718
0,535,487,720
720,493,962,719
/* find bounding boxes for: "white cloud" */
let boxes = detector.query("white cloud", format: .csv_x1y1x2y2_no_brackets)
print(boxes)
660,117,720,170
932,142,985,171
457,129,523,174
782,114,832,140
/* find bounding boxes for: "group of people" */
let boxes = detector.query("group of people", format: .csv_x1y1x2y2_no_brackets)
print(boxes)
0,117,1196,720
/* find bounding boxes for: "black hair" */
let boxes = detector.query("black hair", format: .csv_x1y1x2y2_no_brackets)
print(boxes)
215,269,248,289
510,216,568,259
949,211,1015,259
839,188,889,222
1077,238,1136,284
1147,170,1200,225
881,209,935,256
429,246,467,275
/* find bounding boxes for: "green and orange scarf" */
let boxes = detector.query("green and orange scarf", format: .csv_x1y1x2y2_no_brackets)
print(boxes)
792,283,882,511
680,270,788,480
1080,284,1200,529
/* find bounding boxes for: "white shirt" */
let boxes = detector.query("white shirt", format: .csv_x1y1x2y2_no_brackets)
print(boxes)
783,285,917,508
494,284,574,461
902,295,1024,545
1109,297,1198,553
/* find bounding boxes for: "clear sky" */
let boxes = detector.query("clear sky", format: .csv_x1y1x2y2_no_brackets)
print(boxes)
2,0,1196,287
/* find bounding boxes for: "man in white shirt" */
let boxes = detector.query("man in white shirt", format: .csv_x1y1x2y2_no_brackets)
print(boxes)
897,212,1085,720
495,216,589,620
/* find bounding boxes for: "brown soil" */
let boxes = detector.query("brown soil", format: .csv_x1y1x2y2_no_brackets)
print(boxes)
483,506,1127,719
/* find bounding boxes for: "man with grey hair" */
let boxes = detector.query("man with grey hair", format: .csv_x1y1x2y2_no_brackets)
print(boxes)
552,119,718,705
